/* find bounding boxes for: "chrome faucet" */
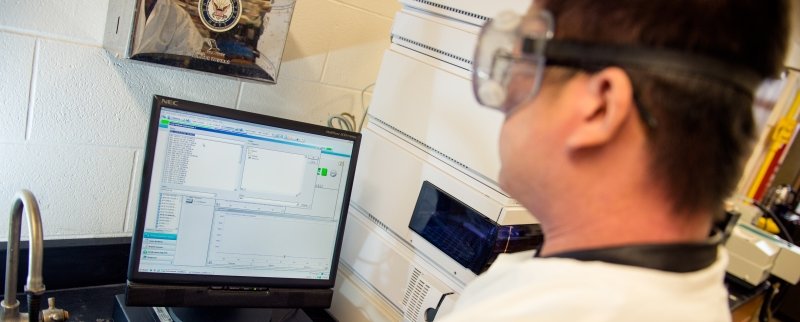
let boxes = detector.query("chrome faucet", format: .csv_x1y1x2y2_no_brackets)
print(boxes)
2,190,47,322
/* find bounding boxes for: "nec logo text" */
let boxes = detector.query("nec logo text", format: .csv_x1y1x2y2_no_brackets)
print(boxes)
161,99,179,106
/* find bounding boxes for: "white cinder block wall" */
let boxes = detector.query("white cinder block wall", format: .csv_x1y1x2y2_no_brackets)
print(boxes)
0,0,399,240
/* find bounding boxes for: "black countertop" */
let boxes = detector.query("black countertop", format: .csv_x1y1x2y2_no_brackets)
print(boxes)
2,239,336,321
10,284,336,322
12,284,124,322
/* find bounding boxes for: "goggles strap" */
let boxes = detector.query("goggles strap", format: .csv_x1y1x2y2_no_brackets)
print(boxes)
530,39,762,96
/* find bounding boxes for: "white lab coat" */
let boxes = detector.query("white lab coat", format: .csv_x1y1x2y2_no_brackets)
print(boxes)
134,0,204,56
436,248,732,322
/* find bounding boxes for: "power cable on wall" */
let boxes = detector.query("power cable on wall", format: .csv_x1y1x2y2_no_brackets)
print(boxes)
327,83,376,132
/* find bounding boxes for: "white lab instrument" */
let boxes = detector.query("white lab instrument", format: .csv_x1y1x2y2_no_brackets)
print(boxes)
329,2,536,322
725,200,800,286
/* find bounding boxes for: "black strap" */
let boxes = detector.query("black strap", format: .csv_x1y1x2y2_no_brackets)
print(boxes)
538,231,722,273
542,40,762,96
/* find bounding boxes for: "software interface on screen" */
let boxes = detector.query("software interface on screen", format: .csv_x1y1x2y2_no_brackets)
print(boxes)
138,107,354,281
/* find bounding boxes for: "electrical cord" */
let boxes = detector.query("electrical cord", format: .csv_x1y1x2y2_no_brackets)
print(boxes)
326,83,375,132
758,280,775,322
752,202,796,245
758,280,790,322
327,113,355,131
358,83,376,132
769,280,790,319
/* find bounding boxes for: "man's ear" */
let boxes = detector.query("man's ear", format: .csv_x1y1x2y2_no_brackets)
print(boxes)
565,67,636,150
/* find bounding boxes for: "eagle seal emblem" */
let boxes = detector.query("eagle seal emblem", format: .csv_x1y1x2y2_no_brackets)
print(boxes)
198,0,242,32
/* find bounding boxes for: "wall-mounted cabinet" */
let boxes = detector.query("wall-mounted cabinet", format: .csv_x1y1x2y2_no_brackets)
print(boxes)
104,0,295,83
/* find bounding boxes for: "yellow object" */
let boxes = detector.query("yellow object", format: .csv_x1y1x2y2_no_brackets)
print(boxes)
756,217,781,235
747,90,800,198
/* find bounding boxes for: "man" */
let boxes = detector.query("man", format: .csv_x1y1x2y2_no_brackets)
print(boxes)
134,0,205,56
439,0,791,321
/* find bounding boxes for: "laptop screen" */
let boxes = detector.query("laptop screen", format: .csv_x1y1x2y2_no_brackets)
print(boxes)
128,96,360,288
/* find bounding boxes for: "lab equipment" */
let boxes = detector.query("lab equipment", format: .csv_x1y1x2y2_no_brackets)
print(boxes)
409,181,542,275
329,2,543,321
725,199,800,287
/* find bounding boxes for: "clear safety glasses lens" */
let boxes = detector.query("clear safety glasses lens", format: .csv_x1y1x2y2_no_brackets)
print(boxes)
472,10,554,113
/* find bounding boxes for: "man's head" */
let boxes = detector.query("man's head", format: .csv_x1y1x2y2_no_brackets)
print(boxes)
491,0,791,222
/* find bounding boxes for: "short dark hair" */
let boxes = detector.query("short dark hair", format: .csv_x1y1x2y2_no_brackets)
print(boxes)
539,0,791,215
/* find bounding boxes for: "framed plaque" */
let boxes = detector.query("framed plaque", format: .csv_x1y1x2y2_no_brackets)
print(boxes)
125,0,296,83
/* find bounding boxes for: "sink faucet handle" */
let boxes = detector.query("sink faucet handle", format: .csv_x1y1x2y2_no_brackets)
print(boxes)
41,297,69,322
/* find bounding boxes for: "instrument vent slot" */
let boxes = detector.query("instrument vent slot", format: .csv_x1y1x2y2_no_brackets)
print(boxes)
392,35,472,70
402,267,432,321
409,0,489,21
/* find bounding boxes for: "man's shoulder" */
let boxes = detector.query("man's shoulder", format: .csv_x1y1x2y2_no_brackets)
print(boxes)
436,255,730,322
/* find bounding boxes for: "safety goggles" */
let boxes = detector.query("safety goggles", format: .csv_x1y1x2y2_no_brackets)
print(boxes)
472,9,763,118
